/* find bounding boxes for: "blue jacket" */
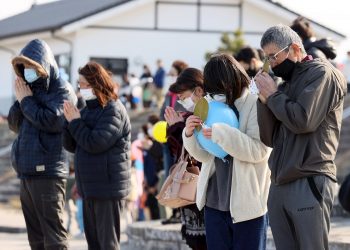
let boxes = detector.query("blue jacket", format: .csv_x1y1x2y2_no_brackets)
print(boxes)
154,67,166,89
63,99,131,199
8,39,77,178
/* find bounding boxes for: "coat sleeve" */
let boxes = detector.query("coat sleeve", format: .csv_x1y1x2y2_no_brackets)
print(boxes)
19,94,66,133
266,67,345,134
182,129,213,163
7,101,24,133
212,102,271,163
257,100,279,147
63,122,76,153
68,107,124,154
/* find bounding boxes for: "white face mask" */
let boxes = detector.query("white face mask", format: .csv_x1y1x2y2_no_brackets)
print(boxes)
80,88,96,100
177,92,195,112
205,94,226,103
212,94,226,102
147,127,154,138
24,68,39,83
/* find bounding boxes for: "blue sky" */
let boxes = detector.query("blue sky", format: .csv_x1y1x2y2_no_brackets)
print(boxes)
1,0,349,61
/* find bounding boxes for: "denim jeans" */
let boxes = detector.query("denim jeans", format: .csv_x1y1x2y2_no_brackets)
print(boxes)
204,206,268,250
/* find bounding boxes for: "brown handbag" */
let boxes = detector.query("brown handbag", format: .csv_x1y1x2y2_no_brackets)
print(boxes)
156,147,199,208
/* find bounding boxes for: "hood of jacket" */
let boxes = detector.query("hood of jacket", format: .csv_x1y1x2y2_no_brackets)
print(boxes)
11,39,59,89
304,38,337,60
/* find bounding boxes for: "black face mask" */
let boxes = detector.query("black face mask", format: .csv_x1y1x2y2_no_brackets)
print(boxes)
246,67,258,78
271,58,296,81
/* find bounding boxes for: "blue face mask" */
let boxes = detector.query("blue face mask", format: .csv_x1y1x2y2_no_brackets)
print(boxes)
24,68,39,83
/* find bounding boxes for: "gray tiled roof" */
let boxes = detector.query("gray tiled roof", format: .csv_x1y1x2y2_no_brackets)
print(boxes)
0,0,130,40
0,0,345,40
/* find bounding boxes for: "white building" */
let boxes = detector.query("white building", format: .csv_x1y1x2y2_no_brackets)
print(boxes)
0,0,346,115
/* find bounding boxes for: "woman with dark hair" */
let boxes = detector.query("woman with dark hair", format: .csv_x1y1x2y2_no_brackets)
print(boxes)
183,54,270,250
164,67,207,250
63,61,131,250
290,16,337,60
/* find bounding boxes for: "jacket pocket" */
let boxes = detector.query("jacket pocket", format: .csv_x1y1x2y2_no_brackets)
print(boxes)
41,193,65,220
307,176,325,206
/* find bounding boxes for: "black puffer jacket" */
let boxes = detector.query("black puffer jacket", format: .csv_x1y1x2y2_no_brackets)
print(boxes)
304,38,337,60
8,39,77,178
63,99,131,199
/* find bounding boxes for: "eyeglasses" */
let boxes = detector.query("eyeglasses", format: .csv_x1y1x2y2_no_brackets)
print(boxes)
265,44,291,63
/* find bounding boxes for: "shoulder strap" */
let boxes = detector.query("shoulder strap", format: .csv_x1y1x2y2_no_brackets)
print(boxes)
179,146,189,162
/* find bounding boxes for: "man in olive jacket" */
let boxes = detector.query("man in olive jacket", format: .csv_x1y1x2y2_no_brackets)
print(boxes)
255,25,347,250
8,39,76,250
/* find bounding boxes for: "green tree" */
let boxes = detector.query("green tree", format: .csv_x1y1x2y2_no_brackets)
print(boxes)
205,29,245,61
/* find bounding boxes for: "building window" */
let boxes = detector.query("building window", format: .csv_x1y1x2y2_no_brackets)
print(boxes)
90,57,128,84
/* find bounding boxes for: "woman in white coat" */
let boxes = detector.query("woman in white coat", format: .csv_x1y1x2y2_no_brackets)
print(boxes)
183,54,271,250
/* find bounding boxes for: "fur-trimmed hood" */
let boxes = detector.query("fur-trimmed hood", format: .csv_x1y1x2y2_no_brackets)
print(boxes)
12,39,59,88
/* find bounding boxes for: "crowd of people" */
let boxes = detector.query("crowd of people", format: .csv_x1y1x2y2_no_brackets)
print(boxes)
6,16,349,250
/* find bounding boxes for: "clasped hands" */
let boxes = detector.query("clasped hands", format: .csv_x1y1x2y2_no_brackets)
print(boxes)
14,77,32,103
254,71,277,104
63,100,80,122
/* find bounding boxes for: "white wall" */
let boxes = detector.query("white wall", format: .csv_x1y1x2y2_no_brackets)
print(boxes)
99,1,155,28
72,27,223,84
0,51,15,115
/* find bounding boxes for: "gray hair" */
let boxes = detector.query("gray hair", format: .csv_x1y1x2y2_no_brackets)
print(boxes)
260,24,306,54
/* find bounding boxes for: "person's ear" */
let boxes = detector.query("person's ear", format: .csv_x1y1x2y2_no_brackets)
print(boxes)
195,86,204,97
290,43,303,61
251,58,257,67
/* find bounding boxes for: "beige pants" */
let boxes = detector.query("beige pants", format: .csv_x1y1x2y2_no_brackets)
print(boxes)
154,87,164,108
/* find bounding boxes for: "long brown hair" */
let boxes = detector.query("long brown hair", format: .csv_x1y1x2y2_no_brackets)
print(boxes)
78,61,117,107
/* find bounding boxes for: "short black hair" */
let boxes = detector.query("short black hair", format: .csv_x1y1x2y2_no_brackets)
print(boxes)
235,47,260,64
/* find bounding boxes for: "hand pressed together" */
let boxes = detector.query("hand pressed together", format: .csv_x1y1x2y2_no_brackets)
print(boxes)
14,77,32,103
63,100,81,122
254,72,277,104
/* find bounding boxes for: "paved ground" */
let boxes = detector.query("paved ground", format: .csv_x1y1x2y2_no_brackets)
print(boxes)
0,204,132,250
1,205,350,250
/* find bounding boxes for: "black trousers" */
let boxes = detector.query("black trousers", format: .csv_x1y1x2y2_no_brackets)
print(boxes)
83,199,123,250
20,178,68,250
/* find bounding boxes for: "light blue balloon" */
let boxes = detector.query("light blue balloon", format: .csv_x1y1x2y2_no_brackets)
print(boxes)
195,101,239,158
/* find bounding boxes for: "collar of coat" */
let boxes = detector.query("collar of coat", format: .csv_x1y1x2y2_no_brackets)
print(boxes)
234,88,249,112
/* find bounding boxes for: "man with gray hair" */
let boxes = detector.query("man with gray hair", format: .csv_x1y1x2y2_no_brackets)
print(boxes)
255,24,347,249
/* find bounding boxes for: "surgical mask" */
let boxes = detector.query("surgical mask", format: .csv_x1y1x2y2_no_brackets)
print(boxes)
271,55,296,81
212,94,226,103
80,88,96,100
24,68,39,83
147,127,154,138
177,94,195,112
205,94,226,103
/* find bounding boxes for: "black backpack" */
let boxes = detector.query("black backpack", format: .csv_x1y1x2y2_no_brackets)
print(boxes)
338,173,350,212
